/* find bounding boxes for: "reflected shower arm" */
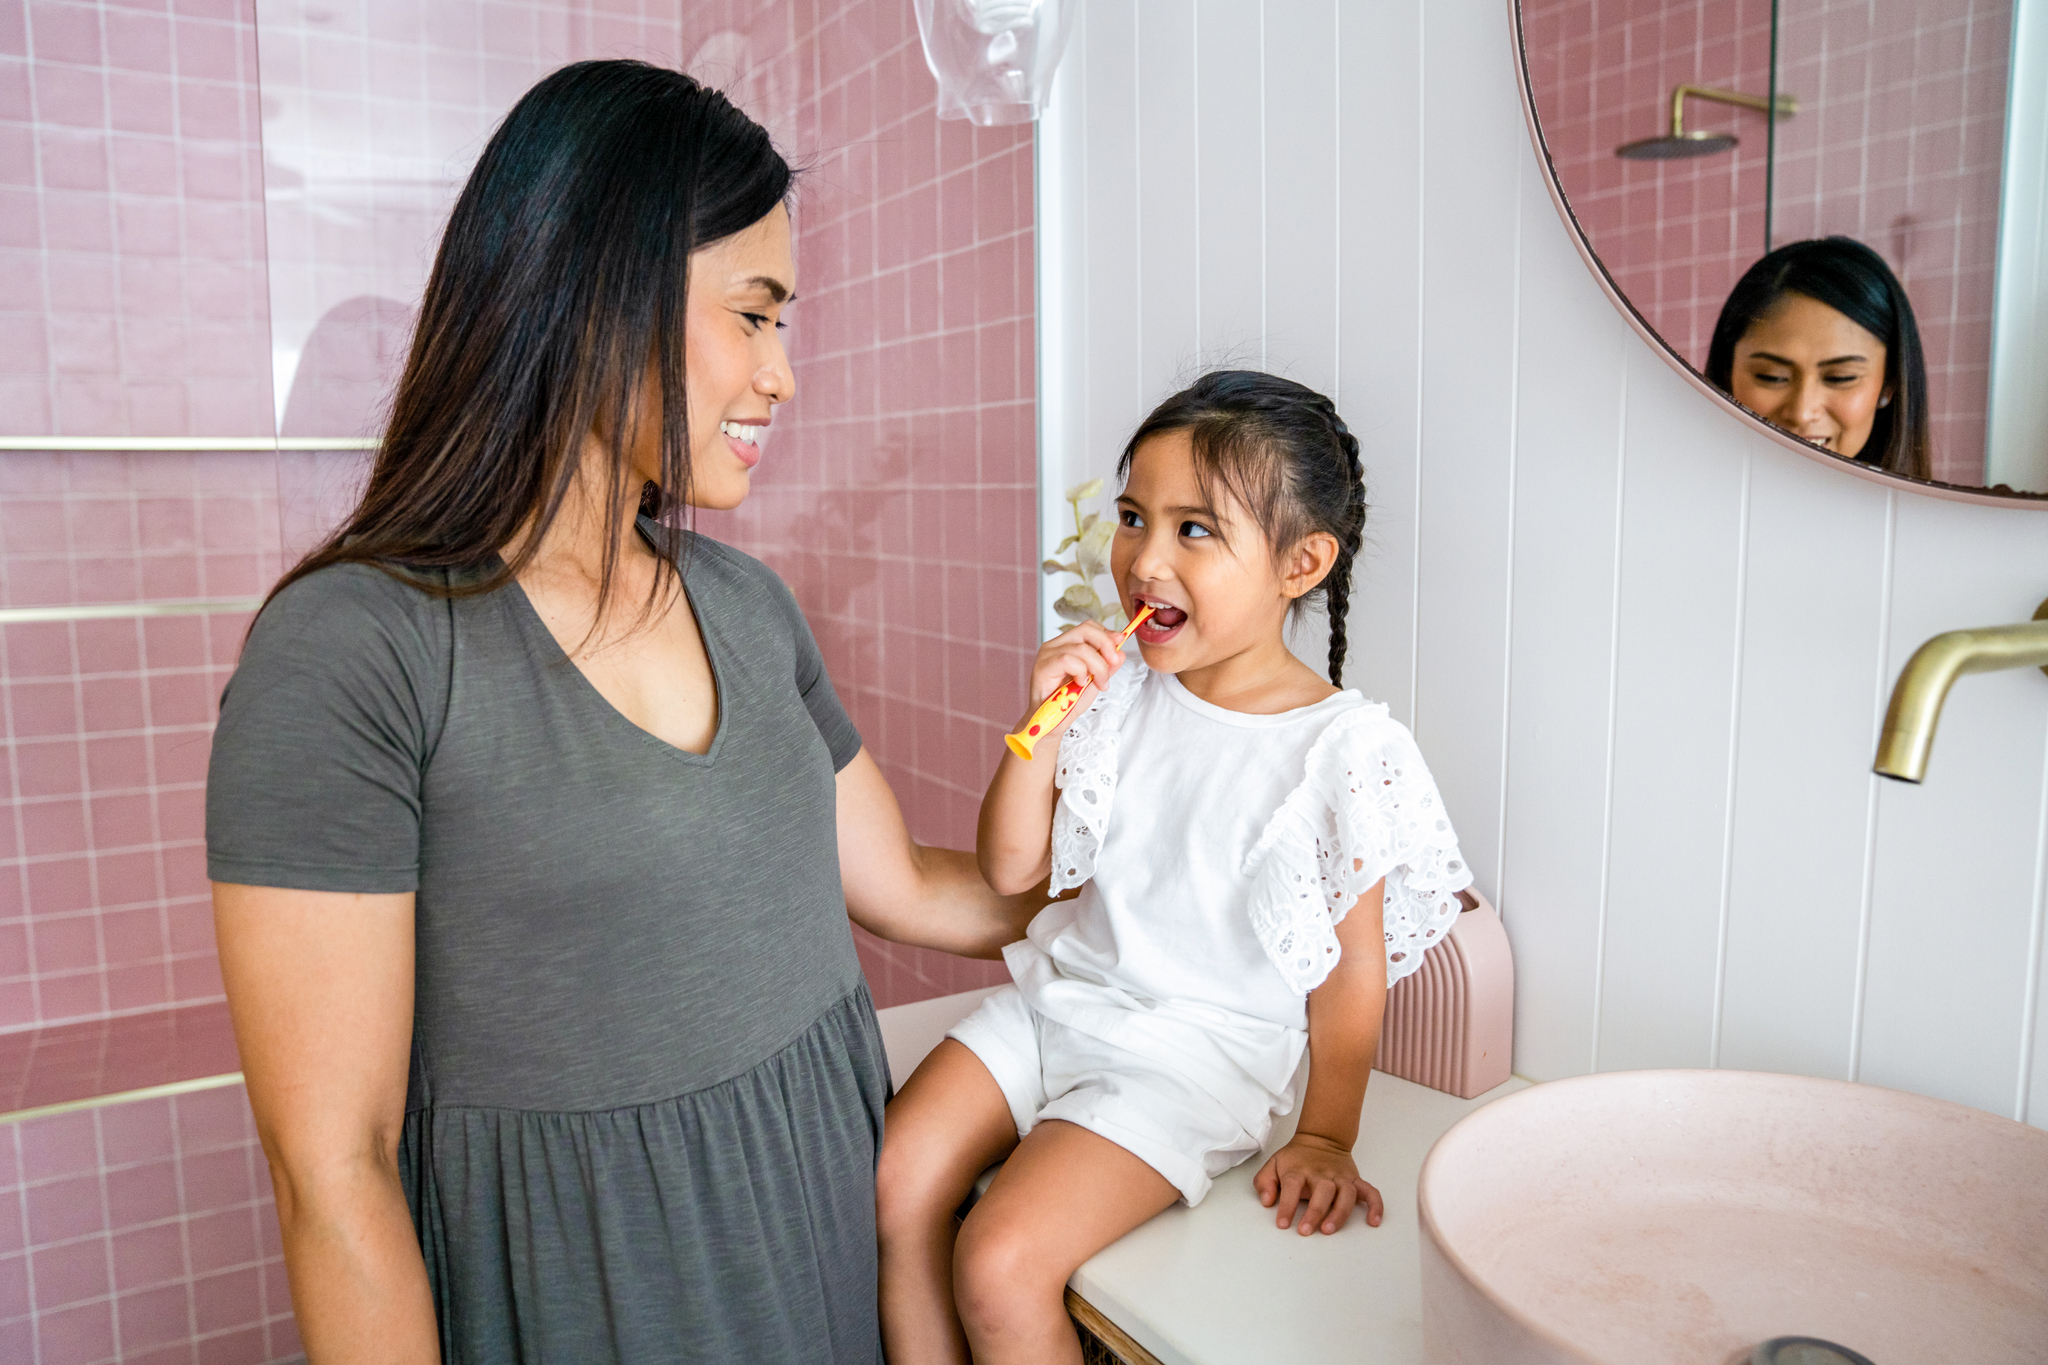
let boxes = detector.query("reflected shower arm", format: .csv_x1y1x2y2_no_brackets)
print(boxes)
1670,85,1798,137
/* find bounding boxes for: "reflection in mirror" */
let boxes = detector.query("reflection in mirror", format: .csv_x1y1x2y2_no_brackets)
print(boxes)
1705,238,1928,478
1520,0,2047,497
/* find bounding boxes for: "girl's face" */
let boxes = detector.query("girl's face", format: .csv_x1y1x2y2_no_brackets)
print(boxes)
1111,430,1302,675
1729,292,1891,459
625,204,797,511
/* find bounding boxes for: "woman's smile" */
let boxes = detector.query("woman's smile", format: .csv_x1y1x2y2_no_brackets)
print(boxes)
720,419,767,469
1729,292,1890,459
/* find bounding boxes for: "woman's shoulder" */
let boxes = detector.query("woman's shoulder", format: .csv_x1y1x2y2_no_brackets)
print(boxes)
671,527,781,587
265,558,448,611
656,524,799,616
238,561,459,701
258,560,452,639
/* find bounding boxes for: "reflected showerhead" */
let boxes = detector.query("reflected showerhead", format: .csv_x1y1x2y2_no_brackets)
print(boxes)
1613,86,1795,162
1616,131,1739,160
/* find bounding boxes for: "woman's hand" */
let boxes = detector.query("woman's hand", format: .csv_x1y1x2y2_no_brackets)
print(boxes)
837,750,1045,957
1254,1134,1385,1235
1018,620,1127,737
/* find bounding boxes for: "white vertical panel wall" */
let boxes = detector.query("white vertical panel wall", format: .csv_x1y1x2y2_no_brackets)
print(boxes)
1036,0,2048,1125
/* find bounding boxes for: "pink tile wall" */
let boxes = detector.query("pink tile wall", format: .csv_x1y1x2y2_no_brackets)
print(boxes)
0,0,274,437
684,0,1035,1007
0,452,276,1032
1523,0,1777,375
0,1085,299,1365
1523,0,2010,485
256,0,702,440
3,0,1036,1037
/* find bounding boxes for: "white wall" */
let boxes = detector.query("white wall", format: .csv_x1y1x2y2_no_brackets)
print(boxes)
1037,0,2048,1126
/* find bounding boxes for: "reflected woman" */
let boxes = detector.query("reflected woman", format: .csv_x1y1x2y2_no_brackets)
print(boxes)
1705,236,1931,481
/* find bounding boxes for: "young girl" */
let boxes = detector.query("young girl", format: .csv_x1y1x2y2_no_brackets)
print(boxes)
874,371,1473,1365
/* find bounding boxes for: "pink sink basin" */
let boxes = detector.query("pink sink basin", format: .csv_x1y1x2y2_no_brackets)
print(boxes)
1418,1070,2048,1364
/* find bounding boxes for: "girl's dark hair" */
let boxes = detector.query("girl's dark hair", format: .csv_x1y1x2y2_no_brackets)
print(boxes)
1116,371,1368,685
1705,236,1931,481
266,60,793,620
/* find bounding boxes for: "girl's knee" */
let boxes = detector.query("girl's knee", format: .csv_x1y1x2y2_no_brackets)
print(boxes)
874,1130,962,1242
952,1210,1065,1335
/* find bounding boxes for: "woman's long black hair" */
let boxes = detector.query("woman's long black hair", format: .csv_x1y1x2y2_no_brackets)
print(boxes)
1705,236,1931,481
1117,371,1368,686
267,60,793,619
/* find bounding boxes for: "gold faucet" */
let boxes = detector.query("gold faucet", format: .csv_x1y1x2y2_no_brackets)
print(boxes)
1873,598,2048,783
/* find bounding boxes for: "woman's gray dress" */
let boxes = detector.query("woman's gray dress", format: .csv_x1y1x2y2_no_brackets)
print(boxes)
207,528,888,1363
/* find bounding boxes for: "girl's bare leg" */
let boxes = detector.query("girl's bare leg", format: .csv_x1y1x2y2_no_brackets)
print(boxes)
876,1040,1021,1365
952,1120,1180,1365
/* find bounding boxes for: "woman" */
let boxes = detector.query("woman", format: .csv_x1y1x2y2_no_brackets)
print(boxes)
1705,236,1932,481
206,62,1034,1363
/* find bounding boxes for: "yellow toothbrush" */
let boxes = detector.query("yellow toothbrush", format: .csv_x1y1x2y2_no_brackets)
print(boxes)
1003,604,1157,760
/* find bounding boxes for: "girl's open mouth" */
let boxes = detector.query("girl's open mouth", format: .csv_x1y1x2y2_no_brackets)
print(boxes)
1133,598,1187,644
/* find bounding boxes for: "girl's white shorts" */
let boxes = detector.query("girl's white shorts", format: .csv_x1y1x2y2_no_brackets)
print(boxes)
946,984,1266,1205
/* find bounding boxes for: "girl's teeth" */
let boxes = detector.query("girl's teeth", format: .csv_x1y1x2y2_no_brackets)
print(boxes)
720,421,763,445
1141,602,1186,627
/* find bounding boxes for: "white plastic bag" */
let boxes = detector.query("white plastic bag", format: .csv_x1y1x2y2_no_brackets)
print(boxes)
913,0,1078,126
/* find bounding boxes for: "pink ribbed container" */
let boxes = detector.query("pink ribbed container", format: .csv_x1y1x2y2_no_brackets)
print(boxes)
1378,893,1515,1099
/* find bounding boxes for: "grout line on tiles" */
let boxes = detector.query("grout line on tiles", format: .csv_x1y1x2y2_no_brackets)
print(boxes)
1590,357,1630,1075
1709,452,1753,1070
10,1122,38,1359
2014,710,2048,1123
95,1096,122,1359
1849,490,1898,1082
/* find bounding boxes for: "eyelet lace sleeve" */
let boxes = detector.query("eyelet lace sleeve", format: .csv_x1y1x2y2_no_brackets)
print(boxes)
1047,661,1149,895
1241,705,1471,994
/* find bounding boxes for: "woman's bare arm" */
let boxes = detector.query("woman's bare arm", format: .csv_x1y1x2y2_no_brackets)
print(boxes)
213,883,439,1364
836,749,1045,959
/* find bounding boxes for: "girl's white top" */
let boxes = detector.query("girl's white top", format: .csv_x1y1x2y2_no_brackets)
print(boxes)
1004,660,1472,1118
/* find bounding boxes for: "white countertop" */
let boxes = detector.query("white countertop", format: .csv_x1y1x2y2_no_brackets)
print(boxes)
876,988,1528,1365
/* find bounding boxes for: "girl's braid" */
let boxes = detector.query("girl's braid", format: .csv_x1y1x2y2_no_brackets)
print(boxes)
1313,398,1367,687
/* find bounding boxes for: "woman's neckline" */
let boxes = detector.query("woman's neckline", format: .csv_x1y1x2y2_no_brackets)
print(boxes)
496,529,730,765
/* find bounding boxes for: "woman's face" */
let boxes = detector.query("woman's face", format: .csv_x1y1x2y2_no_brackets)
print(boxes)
630,203,796,511
1728,292,1891,459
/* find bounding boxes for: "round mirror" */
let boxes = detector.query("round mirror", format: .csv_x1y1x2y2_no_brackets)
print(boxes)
1516,1,2047,503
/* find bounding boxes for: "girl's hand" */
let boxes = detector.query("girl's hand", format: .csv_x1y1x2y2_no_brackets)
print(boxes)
1019,621,1127,734
1253,1134,1385,1235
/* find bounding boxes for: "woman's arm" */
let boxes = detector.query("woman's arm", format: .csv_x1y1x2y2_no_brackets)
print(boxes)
977,622,1127,894
213,884,439,1364
837,749,1047,959
1252,878,1390,1235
